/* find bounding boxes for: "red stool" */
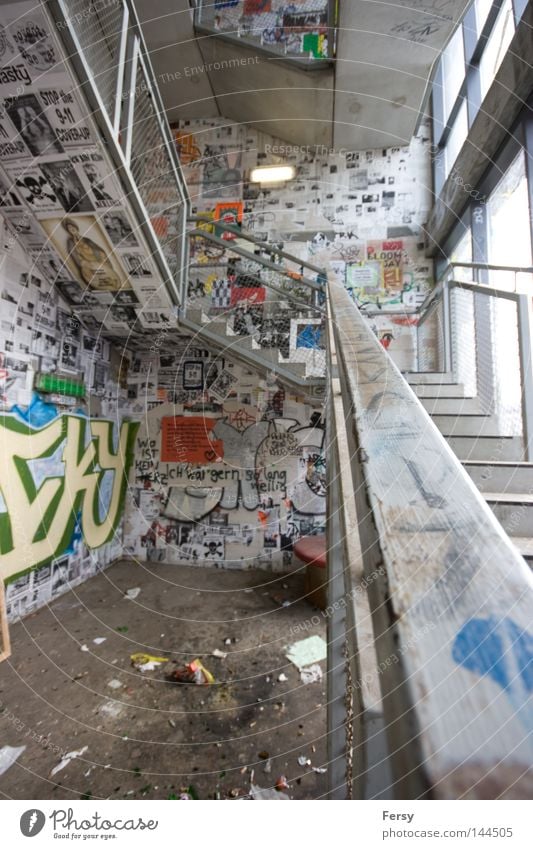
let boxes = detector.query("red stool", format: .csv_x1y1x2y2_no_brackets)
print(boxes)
293,534,327,610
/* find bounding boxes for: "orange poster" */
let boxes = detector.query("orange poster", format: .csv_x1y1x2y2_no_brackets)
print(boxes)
161,416,224,464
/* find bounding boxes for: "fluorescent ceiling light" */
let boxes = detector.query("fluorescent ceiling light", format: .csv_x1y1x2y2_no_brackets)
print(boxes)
250,165,296,184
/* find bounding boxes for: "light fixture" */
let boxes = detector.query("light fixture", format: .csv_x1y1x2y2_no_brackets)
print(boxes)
250,164,296,184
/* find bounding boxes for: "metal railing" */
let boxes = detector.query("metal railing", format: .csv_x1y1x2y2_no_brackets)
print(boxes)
47,0,190,304
326,274,533,799
193,0,336,65
182,217,327,391
410,263,533,458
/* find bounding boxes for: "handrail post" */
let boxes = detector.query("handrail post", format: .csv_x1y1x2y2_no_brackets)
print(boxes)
443,279,453,374
517,294,533,460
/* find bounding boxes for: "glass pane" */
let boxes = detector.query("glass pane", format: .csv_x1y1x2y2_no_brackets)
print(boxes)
442,26,466,121
479,0,515,101
451,226,473,281
487,150,532,287
445,99,468,177
475,0,494,36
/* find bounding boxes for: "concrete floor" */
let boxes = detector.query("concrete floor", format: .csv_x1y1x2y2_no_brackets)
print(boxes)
0,560,328,800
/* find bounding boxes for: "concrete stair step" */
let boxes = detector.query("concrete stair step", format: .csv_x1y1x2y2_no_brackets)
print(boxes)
420,397,484,415
447,435,526,462
463,461,533,493
484,492,533,505
405,372,455,384
431,414,516,438
509,537,533,560
486,498,533,537
413,384,469,399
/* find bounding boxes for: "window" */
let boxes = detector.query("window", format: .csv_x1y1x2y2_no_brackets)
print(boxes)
445,99,468,177
487,150,532,286
441,26,466,123
431,0,523,211
450,227,473,281
474,0,494,36
479,0,515,101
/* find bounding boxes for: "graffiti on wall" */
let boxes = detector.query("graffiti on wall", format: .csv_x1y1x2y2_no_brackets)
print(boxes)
124,370,326,570
0,411,138,581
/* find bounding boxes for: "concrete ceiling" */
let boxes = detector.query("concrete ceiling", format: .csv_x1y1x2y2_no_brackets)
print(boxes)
134,0,219,120
334,0,473,150
135,0,472,150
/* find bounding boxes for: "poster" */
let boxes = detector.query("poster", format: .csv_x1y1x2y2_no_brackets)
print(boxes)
2,162,62,213
37,87,92,150
5,93,64,157
210,368,239,401
40,159,93,213
183,360,204,390
160,416,224,464
214,201,243,240
102,211,139,247
40,215,130,291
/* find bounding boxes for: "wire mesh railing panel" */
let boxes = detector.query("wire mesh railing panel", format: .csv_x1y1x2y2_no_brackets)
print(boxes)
450,287,477,396
61,0,124,121
195,0,333,59
490,296,523,437
130,61,186,282
417,298,444,372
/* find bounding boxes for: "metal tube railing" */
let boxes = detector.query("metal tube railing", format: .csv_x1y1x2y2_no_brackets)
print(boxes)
182,223,328,390
47,0,190,305
326,274,533,799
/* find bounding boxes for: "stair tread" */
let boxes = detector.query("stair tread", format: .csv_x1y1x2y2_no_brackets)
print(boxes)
431,412,492,418
509,537,533,556
483,493,533,504
463,461,533,467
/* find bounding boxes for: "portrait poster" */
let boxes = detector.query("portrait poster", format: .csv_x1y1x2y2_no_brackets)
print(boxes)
39,215,130,292
5,92,64,158
40,159,93,213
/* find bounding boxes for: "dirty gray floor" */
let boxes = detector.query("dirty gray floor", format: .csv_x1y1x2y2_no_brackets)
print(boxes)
0,560,328,800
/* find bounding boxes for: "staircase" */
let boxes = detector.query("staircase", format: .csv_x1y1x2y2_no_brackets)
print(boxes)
182,236,533,563
182,219,327,399
326,276,533,800
406,265,533,566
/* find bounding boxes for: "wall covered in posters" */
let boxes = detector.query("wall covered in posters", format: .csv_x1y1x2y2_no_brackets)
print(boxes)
175,117,436,370
0,0,175,343
0,214,139,623
122,342,326,571
200,0,330,58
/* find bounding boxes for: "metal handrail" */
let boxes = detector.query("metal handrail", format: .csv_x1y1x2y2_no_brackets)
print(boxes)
326,273,533,799
443,261,533,275
183,221,328,388
188,227,325,292
187,216,326,276
48,0,190,305
365,260,533,326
